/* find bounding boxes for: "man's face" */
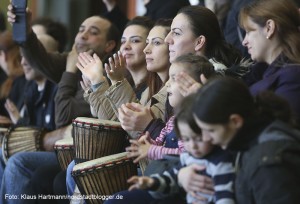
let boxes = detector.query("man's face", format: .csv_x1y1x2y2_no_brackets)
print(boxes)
74,16,112,59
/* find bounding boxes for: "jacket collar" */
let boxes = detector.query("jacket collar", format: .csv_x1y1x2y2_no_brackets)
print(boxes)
227,116,272,152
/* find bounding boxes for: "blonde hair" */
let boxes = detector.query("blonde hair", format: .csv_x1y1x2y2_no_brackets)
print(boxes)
239,0,300,63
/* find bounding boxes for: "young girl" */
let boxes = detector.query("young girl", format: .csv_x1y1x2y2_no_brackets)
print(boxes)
106,93,235,204
126,54,216,163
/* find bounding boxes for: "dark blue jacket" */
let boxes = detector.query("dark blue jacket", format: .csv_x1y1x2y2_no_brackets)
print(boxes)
17,80,57,131
249,55,300,124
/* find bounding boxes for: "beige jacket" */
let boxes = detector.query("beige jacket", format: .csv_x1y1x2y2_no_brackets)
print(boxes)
84,79,167,138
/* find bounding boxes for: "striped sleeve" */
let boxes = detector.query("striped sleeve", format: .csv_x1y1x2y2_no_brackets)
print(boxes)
147,139,184,160
208,156,236,204
149,116,175,146
148,170,180,199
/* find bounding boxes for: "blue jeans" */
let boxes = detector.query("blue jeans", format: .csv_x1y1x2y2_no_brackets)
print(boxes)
0,151,58,204
66,160,76,196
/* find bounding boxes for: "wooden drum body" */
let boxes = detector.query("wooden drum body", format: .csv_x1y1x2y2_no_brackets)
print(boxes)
2,127,42,164
54,138,75,170
72,117,127,163
72,152,137,204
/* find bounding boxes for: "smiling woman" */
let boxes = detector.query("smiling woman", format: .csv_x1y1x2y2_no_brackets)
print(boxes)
239,0,300,125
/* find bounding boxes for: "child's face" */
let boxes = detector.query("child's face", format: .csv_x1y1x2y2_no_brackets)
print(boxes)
167,63,185,108
178,120,214,159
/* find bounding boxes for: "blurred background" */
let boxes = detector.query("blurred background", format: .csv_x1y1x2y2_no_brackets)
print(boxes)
0,0,199,50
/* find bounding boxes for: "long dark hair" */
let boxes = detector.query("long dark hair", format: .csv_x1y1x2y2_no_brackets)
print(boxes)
193,77,294,125
123,16,154,93
178,6,242,67
147,19,172,101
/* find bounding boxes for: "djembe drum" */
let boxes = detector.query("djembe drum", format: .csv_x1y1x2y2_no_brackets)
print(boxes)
54,138,75,170
2,127,43,164
72,117,128,163
0,118,12,142
72,152,137,204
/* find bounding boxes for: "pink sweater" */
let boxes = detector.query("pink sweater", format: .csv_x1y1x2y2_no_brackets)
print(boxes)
147,116,185,160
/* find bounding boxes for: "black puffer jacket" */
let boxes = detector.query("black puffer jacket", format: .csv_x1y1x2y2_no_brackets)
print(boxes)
229,119,300,204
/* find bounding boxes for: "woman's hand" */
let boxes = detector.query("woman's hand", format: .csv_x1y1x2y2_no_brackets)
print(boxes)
4,99,20,124
104,51,126,85
118,103,153,131
138,132,150,144
176,72,203,97
126,139,151,163
76,52,105,85
127,175,155,191
80,75,92,92
178,164,214,201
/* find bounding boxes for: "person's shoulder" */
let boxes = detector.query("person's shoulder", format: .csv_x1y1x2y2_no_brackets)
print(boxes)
277,63,300,81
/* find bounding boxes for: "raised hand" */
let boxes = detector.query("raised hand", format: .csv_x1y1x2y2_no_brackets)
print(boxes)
104,51,126,85
80,74,92,92
7,1,32,34
176,72,202,97
4,99,20,124
118,102,153,131
76,52,105,85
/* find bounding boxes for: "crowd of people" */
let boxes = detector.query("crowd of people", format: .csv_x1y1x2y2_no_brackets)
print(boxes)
0,0,300,203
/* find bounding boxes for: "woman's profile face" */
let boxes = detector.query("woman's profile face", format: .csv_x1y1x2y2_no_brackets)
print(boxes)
194,116,237,149
242,17,270,63
165,13,198,63
143,26,170,73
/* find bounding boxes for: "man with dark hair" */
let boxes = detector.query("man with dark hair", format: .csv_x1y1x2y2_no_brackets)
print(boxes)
2,4,120,204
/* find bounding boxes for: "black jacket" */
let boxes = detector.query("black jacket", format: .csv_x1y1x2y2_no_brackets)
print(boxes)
17,80,57,131
229,119,300,204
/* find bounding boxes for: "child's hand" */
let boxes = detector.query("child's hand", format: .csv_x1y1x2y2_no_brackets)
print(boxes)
126,139,151,163
127,176,155,191
176,72,202,97
138,132,150,144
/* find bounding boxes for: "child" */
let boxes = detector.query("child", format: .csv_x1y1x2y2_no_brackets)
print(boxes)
126,54,216,163
127,94,236,204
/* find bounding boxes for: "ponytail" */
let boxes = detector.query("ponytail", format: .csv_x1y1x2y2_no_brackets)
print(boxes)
255,91,296,126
